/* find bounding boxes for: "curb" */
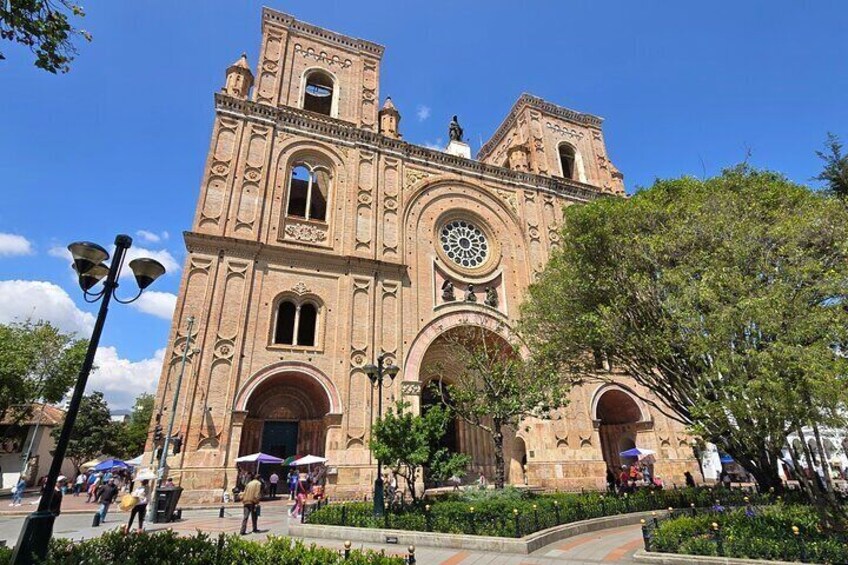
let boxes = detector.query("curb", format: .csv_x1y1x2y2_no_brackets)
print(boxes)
289,510,656,554
632,549,817,565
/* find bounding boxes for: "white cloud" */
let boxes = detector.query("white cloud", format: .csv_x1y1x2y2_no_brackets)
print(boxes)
136,230,170,244
0,233,34,257
416,105,431,122
132,291,177,321
48,245,69,260
0,280,95,335
88,347,165,409
423,137,445,151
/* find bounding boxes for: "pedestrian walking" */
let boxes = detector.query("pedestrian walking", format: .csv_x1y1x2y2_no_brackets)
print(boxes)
74,472,85,496
124,479,149,533
269,471,279,499
48,476,66,516
10,476,25,506
287,468,298,500
98,479,119,523
288,476,308,520
240,474,262,535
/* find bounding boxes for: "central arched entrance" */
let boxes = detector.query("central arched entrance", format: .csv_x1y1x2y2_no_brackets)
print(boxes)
595,387,644,472
417,323,520,484
238,370,334,461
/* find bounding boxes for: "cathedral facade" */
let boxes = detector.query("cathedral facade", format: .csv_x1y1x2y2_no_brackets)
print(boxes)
149,7,699,502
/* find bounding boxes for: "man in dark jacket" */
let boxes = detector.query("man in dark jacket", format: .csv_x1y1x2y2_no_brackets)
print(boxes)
98,479,119,523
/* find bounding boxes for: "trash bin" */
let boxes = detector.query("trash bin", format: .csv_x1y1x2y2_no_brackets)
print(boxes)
153,486,183,523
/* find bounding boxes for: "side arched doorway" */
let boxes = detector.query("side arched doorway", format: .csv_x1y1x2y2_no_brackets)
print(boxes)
238,371,334,461
595,388,644,472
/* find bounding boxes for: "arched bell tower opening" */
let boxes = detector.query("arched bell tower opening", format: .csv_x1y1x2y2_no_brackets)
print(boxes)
239,371,333,461
595,387,644,472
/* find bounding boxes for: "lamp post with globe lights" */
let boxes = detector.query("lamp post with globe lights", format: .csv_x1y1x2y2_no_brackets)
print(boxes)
11,234,165,565
363,353,399,517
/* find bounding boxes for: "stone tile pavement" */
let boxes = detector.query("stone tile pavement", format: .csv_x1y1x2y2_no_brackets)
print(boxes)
0,500,644,564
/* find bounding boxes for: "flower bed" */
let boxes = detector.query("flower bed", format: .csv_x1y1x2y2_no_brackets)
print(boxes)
649,504,848,563
0,530,404,565
307,486,796,538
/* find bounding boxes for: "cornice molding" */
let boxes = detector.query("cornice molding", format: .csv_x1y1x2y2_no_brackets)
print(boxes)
262,7,384,58
183,231,408,277
214,94,604,203
477,93,604,161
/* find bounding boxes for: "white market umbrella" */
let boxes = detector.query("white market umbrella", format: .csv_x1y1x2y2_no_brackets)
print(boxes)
291,455,327,466
125,454,144,467
135,468,157,481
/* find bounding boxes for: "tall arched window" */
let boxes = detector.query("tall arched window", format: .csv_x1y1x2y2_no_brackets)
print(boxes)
559,144,576,180
273,299,319,347
303,71,334,116
287,163,329,221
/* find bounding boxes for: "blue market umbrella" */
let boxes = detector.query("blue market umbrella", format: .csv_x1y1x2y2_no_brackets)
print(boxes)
92,458,129,471
619,447,656,458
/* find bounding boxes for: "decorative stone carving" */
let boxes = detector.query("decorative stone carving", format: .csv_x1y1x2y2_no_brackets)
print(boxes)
284,223,327,243
545,121,585,140
404,168,431,189
292,281,310,295
441,279,455,302
465,283,477,302
401,381,421,396
484,286,498,308
495,189,518,215
293,43,353,68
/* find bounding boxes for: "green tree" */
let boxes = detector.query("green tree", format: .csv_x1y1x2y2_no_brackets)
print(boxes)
0,321,86,429
815,133,848,198
521,166,848,528
54,391,113,471
431,325,569,489
370,400,469,502
110,393,154,459
0,0,91,73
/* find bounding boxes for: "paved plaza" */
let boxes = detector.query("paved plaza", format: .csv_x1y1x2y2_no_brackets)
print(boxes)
0,493,644,564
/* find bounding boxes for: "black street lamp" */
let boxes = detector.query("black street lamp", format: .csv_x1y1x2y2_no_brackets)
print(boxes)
363,353,399,517
11,235,165,564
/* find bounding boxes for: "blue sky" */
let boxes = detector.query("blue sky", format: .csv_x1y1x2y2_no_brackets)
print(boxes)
1,1,846,408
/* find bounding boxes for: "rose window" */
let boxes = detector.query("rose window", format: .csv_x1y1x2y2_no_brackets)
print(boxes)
440,220,489,268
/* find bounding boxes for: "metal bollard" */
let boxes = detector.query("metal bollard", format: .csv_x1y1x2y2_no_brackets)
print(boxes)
640,519,651,551
219,506,225,518
341,504,347,527
343,540,351,560
406,544,416,565
513,508,521,538
92,512,101,527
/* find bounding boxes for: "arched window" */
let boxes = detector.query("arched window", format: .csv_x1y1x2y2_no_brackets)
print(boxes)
297,303,317,347
559,144,576,180
287,163,330,221
273,299,319,347
303,71,334,116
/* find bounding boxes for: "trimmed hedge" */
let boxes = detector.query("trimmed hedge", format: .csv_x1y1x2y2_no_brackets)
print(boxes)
309,486,794,538
0,530,404,565
651,504,848,563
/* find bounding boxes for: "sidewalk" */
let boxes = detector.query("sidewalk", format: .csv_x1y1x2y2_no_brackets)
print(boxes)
0,492,295,516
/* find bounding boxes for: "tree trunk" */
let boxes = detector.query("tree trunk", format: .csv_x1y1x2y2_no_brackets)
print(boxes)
492,420,505,489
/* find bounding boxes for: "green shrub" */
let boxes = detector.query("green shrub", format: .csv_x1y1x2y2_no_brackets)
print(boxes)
0,545,10,565
30,530,403,564
308,486,789,538
651,505,848,564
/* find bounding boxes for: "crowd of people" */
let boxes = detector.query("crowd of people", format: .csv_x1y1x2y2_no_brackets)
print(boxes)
232,465,326,535
607,461,665,493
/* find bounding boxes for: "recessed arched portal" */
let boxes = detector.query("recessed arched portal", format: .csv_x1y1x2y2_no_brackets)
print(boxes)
594,387,644,472
236,368,337,462
416,322,520,484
